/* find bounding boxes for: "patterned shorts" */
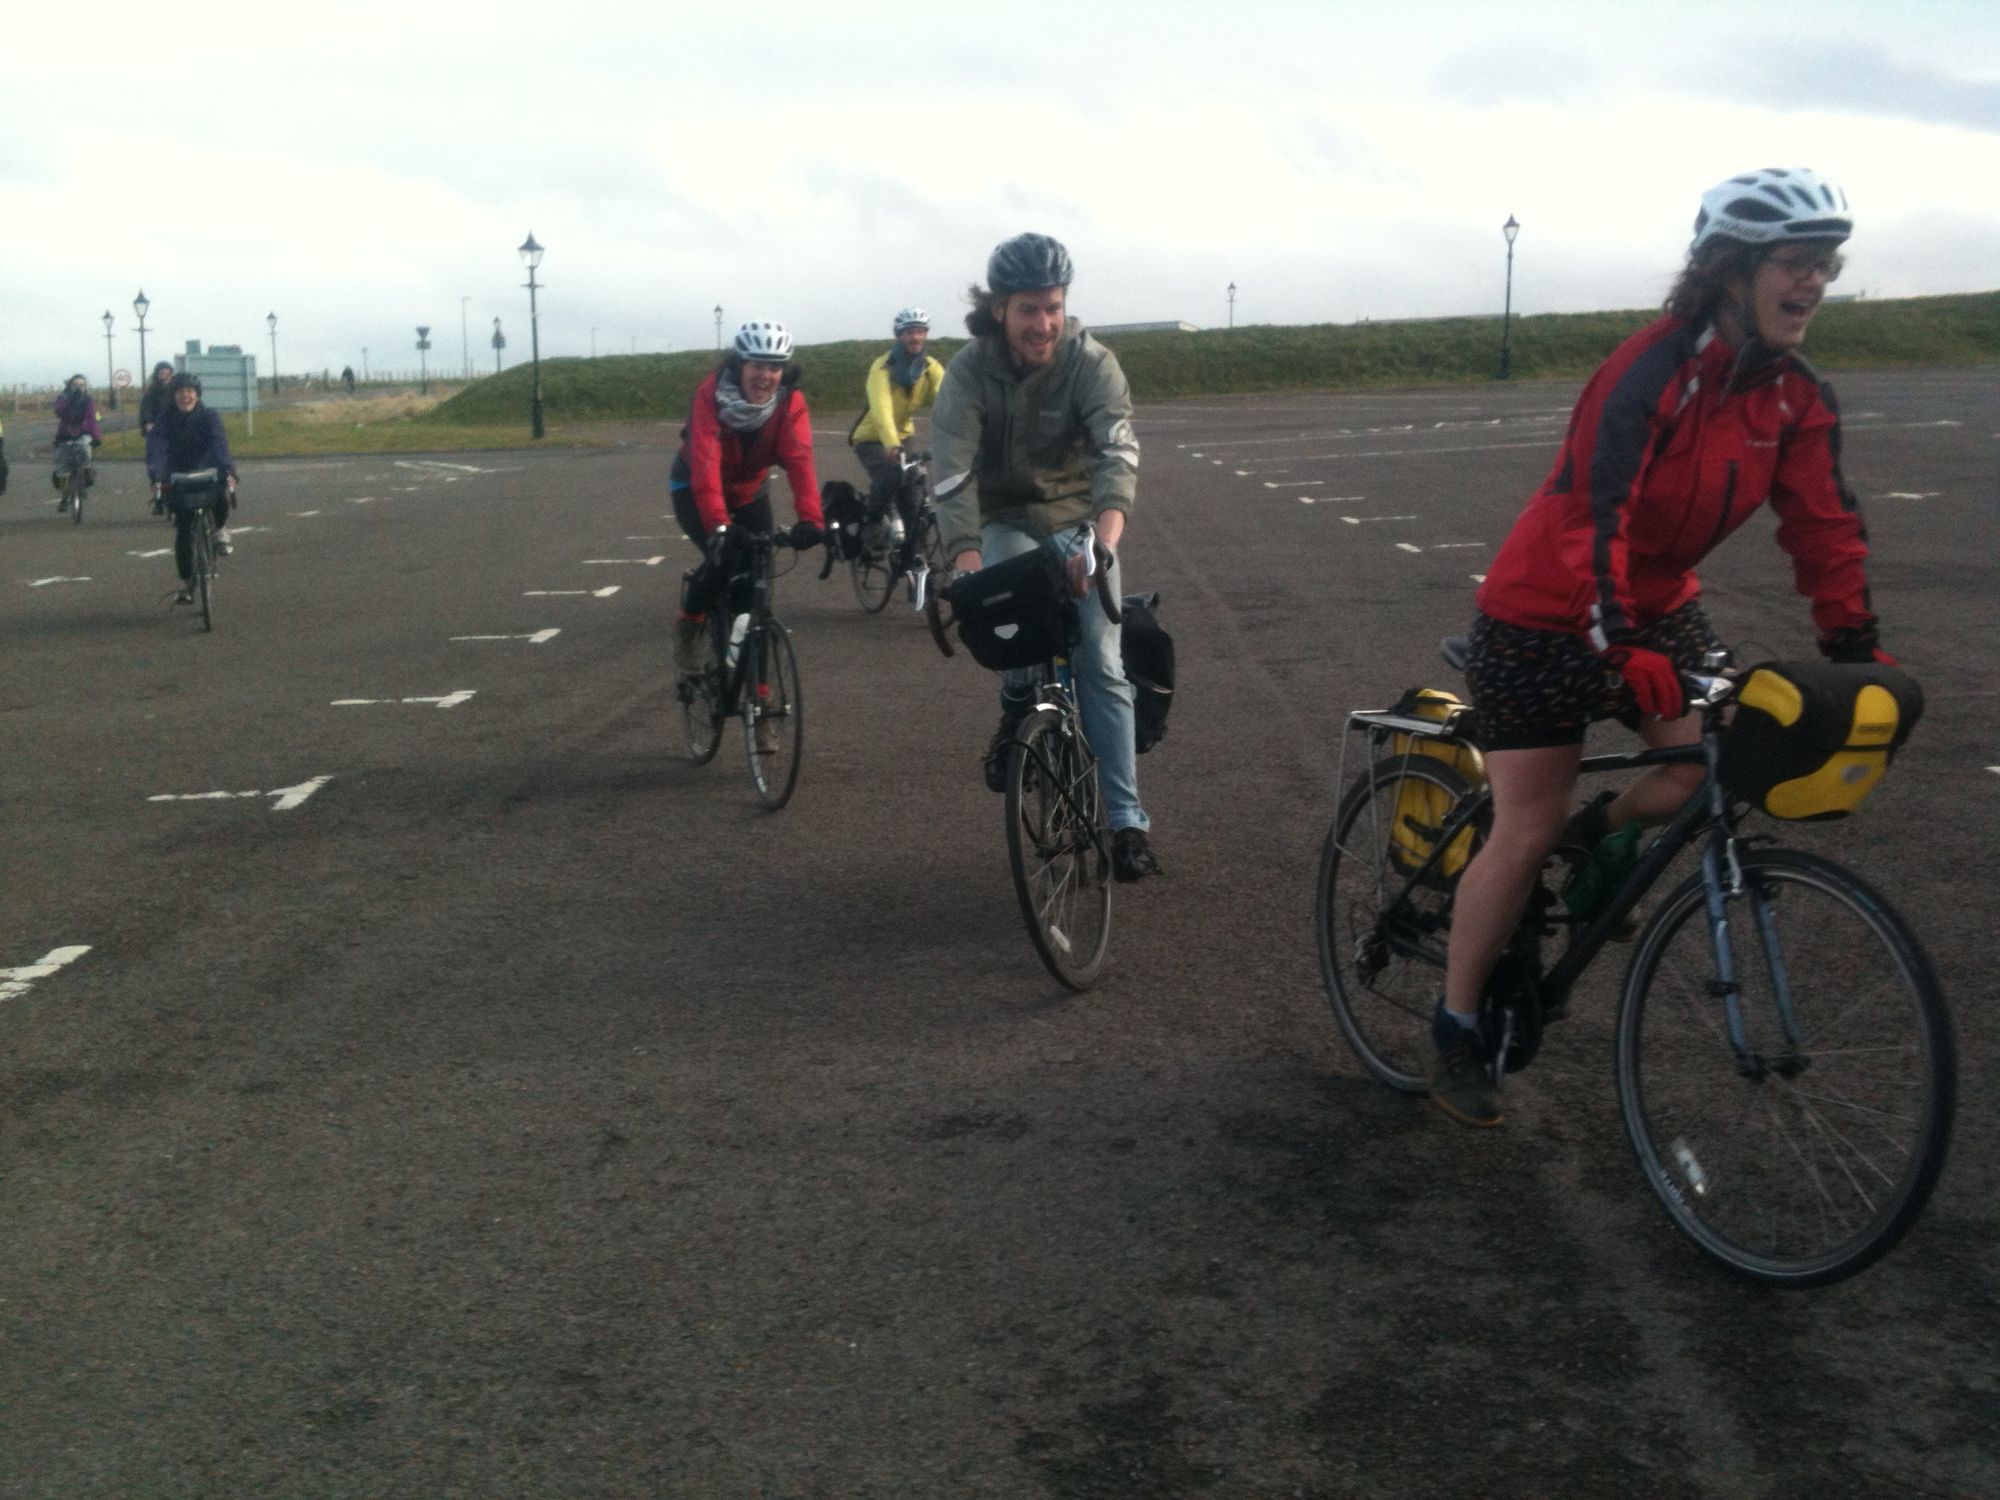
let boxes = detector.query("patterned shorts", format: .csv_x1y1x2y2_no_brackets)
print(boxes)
1465,600,1727,751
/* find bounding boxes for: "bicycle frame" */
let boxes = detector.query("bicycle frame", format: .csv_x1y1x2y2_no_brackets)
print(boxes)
706,532,787,714
1342,696,1790,1068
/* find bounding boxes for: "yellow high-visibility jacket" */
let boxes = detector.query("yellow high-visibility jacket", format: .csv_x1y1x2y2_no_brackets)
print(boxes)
848,350,945,449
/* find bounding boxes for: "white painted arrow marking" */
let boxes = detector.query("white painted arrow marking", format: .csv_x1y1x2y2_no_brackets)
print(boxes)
332,691,477,709
449,629,561,644
524,586,621,598
582,556,666,566
27,577,92,587
1341,514,1415,524
0,945,91,1005
146,775,332,811
126,548,173,558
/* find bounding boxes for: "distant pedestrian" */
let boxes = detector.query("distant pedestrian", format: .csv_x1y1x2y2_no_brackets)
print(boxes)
139,361,176,435
342,364,357,395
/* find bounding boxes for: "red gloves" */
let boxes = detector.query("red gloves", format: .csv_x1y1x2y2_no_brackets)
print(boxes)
1604,644,1685,720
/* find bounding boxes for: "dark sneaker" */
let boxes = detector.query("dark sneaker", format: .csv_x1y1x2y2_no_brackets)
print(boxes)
1427,1002,1502,1127
1111,827,1160,882
983,715,1022,793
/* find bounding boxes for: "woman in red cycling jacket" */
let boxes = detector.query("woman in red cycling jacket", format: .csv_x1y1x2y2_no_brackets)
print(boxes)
1430,168,1893,1128
671,319,825,673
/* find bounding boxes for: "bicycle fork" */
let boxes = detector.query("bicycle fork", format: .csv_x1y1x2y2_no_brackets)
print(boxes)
1697,824,1810,1083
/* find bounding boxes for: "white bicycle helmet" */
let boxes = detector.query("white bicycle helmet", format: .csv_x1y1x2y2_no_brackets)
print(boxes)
732,320,794,363
1692,168,1853,253
892,306,929,333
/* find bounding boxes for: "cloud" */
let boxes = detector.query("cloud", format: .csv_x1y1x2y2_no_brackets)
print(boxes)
1705,40,2000,135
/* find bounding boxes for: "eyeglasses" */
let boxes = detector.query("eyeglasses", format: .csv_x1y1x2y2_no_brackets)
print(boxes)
1766,250,1844,283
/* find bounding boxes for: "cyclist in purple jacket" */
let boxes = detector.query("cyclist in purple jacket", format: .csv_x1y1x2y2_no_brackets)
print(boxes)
51,375,103,505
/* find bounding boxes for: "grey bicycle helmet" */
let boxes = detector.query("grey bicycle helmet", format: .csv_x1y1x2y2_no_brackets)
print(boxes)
1692,168,1852,253
892,306,929,333
986,233,1073,294
732,320,794,364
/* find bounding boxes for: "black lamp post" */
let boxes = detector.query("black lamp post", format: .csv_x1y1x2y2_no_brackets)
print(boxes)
491,316,506,375
267,311,279,396
416,326,432,396
102,311,118,409
1227,281,1237,330
1500,214,1520,380
713,304,723,351
520,232,546,440
133,289,151,384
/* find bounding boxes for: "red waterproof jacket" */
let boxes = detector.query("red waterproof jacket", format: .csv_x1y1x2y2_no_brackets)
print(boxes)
1477,316,1874,648
676,368,824,533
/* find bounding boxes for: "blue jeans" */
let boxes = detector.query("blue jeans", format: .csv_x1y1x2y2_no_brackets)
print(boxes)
981,521,1148,833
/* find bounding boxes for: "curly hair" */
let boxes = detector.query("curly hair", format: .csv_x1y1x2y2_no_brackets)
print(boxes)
1663,239,1764,322
963,282,1005,338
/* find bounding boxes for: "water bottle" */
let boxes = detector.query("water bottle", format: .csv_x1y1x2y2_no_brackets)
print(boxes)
888,509,906,545
725,613,749,671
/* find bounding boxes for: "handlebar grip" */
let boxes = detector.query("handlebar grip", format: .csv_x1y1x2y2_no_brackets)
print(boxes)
1093,544,1122,624
817,532,836,579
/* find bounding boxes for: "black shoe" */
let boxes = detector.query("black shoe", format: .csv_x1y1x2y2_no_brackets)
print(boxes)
1426,1000,1502,1127
1111,827,1160,882
983,715,1022,793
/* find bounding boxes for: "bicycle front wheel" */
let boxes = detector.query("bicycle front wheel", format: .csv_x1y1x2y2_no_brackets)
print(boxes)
1005,708,1112,990
1316,758,1487,1093
195,520,215,632
918,513,956,654
742,619,803,810
849,520,894,614
1616,847,1955,1288
67,470,85,524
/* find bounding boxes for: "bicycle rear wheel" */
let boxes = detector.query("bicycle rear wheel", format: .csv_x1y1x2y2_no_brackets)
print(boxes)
1005,708,1112,990
742,618,803,810
67,470,85,524
849,518,894,613
679,622,724,765
1316,758,1487,1092
1615,847,1954,1288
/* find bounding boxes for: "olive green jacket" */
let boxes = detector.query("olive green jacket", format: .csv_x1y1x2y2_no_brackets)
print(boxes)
929,319,1139,558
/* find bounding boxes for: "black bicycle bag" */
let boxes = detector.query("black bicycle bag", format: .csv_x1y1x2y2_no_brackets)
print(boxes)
821,480,866,559
1121,592,1174,754
949,547,1076,672
1717,660,1923,820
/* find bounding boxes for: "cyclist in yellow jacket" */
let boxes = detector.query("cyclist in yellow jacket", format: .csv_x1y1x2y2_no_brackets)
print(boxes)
849,306,944,574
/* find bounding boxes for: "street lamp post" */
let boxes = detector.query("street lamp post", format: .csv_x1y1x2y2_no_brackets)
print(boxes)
520,232,546,440
102,311,118,409
1500,214,1520,380
491,316,506,375
713,304,723,351
416,326,432,396
1227,281,1237,330
267,311,279,396
133,289,151,384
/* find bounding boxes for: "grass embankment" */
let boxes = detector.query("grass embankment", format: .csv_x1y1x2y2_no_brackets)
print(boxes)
93,391,599,461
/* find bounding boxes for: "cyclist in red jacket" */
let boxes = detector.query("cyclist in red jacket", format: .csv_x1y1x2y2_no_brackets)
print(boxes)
1431,168,1891,1127
671,320,825,675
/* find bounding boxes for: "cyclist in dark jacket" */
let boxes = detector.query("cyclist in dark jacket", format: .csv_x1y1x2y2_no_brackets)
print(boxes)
50,375,102,502
1429,169,1889,1128
145,372,238,602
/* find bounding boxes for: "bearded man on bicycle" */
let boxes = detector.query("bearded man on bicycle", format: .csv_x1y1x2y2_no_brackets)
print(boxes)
931,232,1158,882
849,306,944,577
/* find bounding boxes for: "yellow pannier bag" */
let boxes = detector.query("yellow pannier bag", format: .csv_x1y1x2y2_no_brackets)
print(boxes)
1717,661,1923,821
1387,687,1485,880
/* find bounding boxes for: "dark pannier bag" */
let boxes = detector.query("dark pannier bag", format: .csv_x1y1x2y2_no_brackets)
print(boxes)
822,479,866,559
949,547,1075,672
1717,659,1923,821
166,470,224,514
1120,591,1174,754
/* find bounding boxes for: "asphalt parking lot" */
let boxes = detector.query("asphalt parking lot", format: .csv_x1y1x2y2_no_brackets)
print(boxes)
3,366,1995,1497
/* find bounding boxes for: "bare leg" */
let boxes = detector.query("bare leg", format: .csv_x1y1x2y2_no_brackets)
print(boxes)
1442,743,1580,1018
1607,711,1705,829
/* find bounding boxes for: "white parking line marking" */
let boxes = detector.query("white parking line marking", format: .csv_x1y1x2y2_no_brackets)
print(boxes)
1263,479,1323,489
1880,491,1940,500
626,535,665,540
126,549,173,558
346,497,378,505
1340,514,1414,524
0,945,91,1006
524,586,621,597
332,691,477,709
27,577,91,587
1430,542,1488,550
450,629,561,644
582,556,666,566
1397,543,1424,553
292,510,322,516
1471,573,1488,583
1903,420,1962,427
394,459,492,473
147,775,332,812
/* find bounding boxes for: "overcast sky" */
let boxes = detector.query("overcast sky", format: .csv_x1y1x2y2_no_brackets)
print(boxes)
5,0,1997,387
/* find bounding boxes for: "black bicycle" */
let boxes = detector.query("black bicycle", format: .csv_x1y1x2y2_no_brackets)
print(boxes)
54,436,93,524
1315,643,1953,1287
163,469,224,632
944,524,1121,990
676,529,806,810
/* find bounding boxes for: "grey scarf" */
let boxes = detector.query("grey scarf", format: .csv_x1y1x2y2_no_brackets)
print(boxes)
715,369,778,433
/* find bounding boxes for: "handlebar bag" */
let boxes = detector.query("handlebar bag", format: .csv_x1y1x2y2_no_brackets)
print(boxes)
1718,660,1923,820
822,480,866,560
949,546,1076,672
167,474,224,514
